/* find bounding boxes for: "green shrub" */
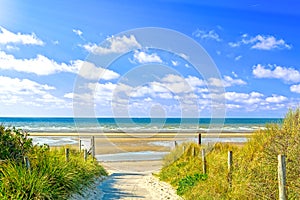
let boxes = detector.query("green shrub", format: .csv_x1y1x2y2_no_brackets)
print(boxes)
0,126,33,162
0,125,107,199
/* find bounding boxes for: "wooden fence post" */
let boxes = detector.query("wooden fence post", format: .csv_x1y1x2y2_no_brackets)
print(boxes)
24,156,31,171
278,154,287,200
192,146,195,157
91,136,95,160
65,148,70,162
198,133,202,145
79,139,82,152
84,149,88,161
202,149,207,174
228,151,233,187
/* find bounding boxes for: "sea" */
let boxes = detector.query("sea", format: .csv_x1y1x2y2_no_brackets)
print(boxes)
0,117,282,133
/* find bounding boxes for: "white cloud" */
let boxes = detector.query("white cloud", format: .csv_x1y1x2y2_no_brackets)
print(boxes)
235,55,242,61
0,76,69,109
0,51,77,75
171,60,179,66
290,84,300,93
0,51,119,80
253,64,300,83
6,45,19,51
265,95,287,103
72,29,83,36
0,26,44,45
229,34,291,50
185,75,206,88
64,93,74,99
231,71,238,78
250,35,291,50
158,93,173,99
133,51,162,63
0,76,54,95
193,29,221,41
228,42,240,48
178,53,189,60
223,75,246,87
209,75,246,87
225,91,264,104
83,35,141,55
73,60,120,80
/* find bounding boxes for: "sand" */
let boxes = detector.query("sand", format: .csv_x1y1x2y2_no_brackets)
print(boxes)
70,160,182,200
33,131,249,200
30,131,250,154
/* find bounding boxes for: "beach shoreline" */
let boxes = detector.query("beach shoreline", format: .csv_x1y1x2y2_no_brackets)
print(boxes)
29,131,250,158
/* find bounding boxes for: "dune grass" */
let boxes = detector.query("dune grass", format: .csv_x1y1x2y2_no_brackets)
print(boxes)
0,126,107,200
159,109,300,199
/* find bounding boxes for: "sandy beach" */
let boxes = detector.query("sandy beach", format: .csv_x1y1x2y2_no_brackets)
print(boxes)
30,132,250,155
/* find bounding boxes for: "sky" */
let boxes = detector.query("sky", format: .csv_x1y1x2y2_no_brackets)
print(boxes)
0,0,300,118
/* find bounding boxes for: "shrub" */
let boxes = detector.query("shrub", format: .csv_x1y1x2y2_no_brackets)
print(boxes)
0,126,33,162
0,125,107,199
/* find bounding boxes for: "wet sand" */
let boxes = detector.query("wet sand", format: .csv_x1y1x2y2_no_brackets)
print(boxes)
29,132,250,154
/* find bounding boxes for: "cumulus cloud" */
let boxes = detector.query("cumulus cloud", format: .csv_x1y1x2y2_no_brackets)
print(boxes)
223,91,290,111
0,51,77,75
193,29,221,41
290,84,300,93
253,64,300,83
225,91,264,104
223,76,246,87
73,60,120,80
0,51,119,80
229,34,291,50
0,76,54,95
133,51,162,63
0,76,69,109
72,29,83,36
265,95,287,103
83,35,141,54
0,26,44,45
209,75,246,87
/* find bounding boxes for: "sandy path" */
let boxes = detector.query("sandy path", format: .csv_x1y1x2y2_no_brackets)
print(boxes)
99,161,181,200
70,160,182,200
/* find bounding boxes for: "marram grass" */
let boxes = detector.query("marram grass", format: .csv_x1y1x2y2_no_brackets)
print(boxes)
0,127,107,200
159,109,300,200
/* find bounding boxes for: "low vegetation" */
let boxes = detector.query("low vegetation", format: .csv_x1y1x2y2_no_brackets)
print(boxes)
159,109,300,199
0,126,107,200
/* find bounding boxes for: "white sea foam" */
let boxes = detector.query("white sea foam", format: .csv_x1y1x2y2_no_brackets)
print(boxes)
30,136,78,146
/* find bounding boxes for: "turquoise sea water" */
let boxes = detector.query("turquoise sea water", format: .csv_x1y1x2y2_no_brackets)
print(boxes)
0,117,282,133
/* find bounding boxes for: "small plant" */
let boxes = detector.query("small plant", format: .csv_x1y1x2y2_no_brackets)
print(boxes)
177,173,208,195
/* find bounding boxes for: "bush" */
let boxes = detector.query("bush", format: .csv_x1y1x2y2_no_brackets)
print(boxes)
0,125,108,199
0,126,33,162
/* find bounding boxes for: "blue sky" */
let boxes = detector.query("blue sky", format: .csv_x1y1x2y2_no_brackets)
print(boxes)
0,0,300,117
